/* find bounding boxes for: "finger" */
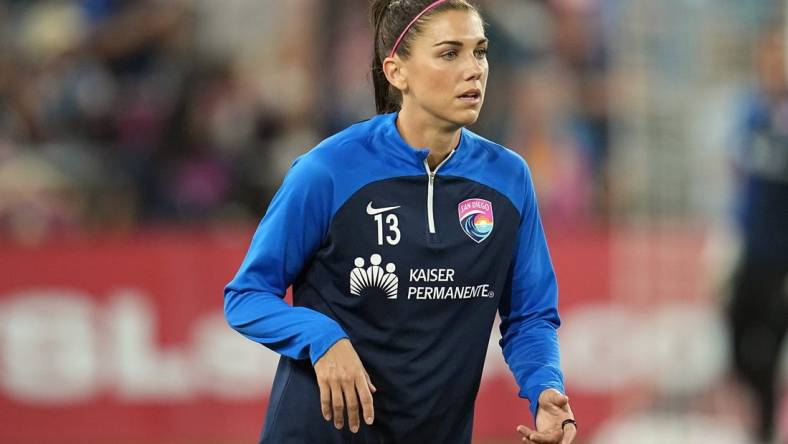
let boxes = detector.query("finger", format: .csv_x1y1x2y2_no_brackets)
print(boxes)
342,379,361,433
330,381,345,430
317,378,331,421
528,428,563,444
516,425,535,437
364,370,377,393
356,375,375,425
517,425,537,444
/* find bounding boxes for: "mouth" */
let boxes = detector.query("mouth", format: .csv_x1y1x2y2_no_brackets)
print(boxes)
457,89,482,105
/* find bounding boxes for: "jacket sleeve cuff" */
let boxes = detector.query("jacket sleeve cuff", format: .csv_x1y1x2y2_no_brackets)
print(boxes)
309,325,350,365
522,366,565,420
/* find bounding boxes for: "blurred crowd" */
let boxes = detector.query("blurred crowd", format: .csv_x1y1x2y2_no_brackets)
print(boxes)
0,0,614,244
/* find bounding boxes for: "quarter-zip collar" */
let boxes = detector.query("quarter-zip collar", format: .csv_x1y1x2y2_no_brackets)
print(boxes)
424,150,455,234
380,112,467,170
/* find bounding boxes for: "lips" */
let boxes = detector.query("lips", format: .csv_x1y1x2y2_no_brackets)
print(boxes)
458,88,481,99
457,88,482,106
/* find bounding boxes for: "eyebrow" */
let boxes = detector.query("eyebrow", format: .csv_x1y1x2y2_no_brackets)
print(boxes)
433,38,488,47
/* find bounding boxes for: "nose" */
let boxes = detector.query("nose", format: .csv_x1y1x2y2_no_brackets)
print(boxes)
464,53,484,81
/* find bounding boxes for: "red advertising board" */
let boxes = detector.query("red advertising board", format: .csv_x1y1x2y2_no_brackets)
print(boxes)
0,226,779,443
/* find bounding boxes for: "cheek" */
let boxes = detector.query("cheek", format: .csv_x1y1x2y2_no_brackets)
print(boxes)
411,63,455,99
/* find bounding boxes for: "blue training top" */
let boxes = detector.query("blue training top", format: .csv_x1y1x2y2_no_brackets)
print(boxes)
734,92,788,262
224,112,565,444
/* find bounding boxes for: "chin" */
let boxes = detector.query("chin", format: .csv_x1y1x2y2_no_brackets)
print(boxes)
453,109,481,127
424,104,482,129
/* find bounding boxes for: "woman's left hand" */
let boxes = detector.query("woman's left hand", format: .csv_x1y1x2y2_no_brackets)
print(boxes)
516,389,576,444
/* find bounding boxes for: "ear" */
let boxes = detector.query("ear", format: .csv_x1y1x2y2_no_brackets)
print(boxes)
382,56,408,93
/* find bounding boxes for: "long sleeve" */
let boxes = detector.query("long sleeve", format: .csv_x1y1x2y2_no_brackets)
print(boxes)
498,164,564,419
224,155,348,365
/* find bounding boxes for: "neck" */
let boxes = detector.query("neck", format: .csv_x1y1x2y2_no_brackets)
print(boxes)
396,105,462,170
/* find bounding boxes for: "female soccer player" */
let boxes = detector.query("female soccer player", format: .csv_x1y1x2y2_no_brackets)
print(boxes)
224,1,577,443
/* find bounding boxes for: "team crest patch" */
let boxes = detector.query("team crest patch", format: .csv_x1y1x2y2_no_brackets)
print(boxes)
458,198,494,243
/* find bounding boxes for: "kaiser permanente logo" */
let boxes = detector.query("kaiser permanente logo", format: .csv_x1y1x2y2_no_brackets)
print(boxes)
349,254,494,301
350,254,398,299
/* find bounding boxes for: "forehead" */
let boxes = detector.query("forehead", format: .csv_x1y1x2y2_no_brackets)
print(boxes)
418,9,486,44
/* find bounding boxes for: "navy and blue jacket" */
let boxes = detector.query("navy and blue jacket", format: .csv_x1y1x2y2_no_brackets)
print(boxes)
734,92,788,263
224,112,565,444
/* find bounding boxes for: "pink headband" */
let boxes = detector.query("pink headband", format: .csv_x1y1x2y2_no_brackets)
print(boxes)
388,0,449,58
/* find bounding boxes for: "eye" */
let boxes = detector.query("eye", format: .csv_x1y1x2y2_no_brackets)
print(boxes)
474,47,488,59
441,50,458,60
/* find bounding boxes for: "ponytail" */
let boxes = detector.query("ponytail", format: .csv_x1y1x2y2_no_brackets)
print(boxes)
370,0,399,113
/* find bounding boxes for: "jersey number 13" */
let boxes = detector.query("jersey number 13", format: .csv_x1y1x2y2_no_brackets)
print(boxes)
374,214,401,246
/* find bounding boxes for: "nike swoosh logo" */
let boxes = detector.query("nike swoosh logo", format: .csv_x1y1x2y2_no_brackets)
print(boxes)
366,202,401,216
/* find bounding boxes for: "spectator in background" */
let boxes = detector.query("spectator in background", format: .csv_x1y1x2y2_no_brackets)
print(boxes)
549,0,610,221
727,22,788,444
477,0,607,226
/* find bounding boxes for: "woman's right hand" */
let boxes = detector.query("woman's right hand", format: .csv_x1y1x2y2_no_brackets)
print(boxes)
314,338,377,433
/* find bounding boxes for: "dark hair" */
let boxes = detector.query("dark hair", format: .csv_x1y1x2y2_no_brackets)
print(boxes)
370,0,480,114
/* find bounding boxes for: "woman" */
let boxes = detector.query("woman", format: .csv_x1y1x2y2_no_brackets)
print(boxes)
224,1,577,443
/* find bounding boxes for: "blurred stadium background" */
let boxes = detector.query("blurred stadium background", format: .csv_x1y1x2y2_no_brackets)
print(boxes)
0,0,786,443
